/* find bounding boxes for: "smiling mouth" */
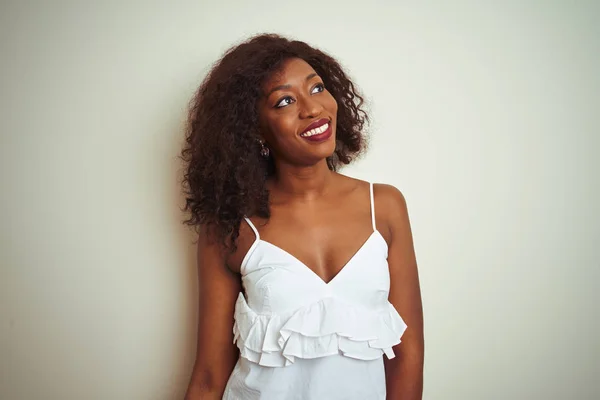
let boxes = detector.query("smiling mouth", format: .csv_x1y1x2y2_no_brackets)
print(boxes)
300,120,330,138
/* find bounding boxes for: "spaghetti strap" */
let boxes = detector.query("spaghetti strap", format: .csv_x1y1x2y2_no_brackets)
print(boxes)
240,217,260,273
244,217,260,241
369,183,376,231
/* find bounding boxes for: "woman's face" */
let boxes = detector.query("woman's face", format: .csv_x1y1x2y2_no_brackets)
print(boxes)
257,58,338,167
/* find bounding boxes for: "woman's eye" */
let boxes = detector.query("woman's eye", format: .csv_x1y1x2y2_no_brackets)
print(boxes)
275,96,294,108
311,83,325,94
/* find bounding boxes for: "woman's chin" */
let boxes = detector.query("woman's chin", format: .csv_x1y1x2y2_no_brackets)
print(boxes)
309,145,337,166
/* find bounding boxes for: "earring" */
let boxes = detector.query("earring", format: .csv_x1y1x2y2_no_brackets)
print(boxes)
259,141,270,158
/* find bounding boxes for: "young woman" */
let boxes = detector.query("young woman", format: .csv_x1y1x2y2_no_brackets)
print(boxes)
182,34,424,400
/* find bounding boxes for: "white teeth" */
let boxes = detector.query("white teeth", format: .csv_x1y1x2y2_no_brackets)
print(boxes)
301,123,329,137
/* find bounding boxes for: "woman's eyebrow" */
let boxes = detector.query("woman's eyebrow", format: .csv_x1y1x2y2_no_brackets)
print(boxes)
266,73,319,97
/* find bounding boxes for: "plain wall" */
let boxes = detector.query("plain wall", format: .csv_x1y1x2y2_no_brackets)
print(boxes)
1,1,598,399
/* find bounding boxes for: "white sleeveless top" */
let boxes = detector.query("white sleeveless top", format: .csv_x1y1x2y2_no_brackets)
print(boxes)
223,183,407,399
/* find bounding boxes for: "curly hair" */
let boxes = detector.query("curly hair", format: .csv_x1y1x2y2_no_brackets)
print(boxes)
181,33,369,250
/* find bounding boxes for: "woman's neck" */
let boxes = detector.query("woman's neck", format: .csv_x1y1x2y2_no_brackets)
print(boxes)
270,159,335,201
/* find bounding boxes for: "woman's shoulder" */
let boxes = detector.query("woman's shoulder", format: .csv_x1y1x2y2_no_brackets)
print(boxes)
370,183,410,246
373,182,407,209
335,173,407,207
335,174,409,226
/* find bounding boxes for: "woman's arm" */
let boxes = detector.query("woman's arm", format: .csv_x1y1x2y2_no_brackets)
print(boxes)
376,184,424,400
184,226,242,400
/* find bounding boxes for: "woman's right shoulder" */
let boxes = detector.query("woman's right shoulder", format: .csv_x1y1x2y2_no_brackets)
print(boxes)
223,217,259,274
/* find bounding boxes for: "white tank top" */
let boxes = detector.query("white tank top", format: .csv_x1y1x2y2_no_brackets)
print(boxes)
223,183,407,399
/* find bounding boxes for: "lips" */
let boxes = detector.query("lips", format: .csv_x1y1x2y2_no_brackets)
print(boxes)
299,119,332,143
300,118,330,137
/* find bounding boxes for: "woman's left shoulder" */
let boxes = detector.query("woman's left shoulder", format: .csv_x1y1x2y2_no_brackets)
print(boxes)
336,175,409,217
371,183,410,238
372,183,408,215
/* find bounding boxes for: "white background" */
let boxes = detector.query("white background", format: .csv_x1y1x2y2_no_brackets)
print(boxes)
1,1,598,399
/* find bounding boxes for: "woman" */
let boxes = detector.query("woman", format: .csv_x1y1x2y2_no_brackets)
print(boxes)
182,34,424,400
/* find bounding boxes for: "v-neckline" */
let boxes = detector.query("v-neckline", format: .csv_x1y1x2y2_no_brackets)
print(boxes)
258,230,383,286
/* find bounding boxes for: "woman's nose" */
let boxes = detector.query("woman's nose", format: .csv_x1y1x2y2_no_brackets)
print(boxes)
298,96,323,119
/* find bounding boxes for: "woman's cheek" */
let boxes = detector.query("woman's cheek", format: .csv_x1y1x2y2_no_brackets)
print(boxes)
278,116,297,139
327,94,338,113
269,119,295,146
